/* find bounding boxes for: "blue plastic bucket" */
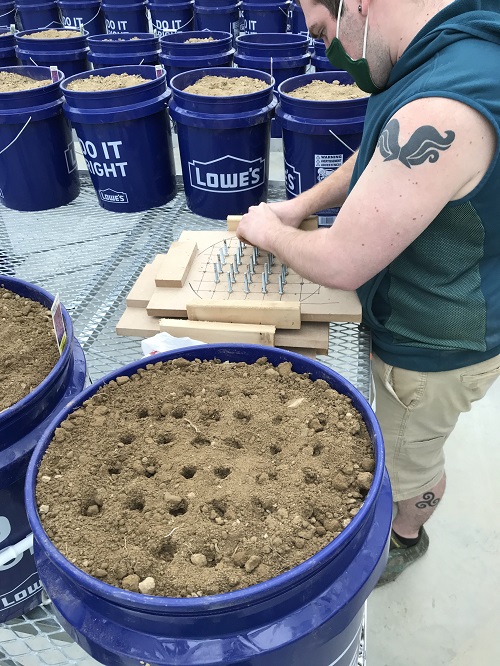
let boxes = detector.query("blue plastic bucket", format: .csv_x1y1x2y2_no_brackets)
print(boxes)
0,26,17,66
277,71,367,222
102,0,149,33
150,1,194,37
16,27,90,78
61,65,177,213
194,2,241,42
25,343,391,665
0,275,86,623
16,1,62,31
170,66,275,219
289,1,313,51
241,1,289,34
0,2,15,25
88,33,160,68
312,38,342,72
58,0,106,36
0,66,80,211
160,29,233,84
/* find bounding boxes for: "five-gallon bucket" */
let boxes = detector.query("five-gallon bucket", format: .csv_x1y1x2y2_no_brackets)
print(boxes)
0,2,15,26
194,2,241,42
277,71,368,223
0,66,80,211
160,29,233,85
150,1,195,37
0,26,17,66
241,1,289,34
16,1,62,31
0,274,86,623
61,65,177,213
25,343,391,666
289,0,313,51
88,33,161,68
58,0,106,36
102,0,149,34
16,27,90,78
169,66,275,219
312,38,340,72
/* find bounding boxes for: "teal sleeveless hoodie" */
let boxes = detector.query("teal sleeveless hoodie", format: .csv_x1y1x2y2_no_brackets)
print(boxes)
353,0,500,371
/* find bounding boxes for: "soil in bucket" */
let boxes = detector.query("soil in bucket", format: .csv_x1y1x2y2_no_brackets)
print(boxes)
183,74,268,95
0,287,60,411
289,79,366,101
23,29,82,39
35,356,375,598
65,72,148,91
0,70,51,91
184,36,216,43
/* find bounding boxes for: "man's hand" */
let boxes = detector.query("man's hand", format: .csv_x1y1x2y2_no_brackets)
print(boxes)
265,200,307,229
236,202,285,252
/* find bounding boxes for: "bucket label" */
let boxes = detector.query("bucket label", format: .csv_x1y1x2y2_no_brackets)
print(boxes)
99,189,129,204
284,160,302,197
153,19,185,37
51,293,67,354
105,18,128,33
63,16,83,29
315,153,344,183
79,139,128,179
244,18,257,33
65,143,78,174
189,156,266,193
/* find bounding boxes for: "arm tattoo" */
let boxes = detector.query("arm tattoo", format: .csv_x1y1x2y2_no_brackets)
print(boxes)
377,118,456,169
415,492,441,509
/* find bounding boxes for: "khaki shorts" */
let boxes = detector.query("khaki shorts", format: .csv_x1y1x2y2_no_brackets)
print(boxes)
372,353,500,502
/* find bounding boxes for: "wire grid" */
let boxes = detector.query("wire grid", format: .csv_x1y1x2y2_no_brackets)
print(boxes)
0,175,370,665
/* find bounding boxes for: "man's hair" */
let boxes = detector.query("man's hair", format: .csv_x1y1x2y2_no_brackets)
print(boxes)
316,0,344,17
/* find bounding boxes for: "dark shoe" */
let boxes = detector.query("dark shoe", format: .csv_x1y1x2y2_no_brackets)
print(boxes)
376,527,429,587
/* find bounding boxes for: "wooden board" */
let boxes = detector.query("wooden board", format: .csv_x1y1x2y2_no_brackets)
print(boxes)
186,300,301,329
116,307,160,337
155,241,198,288
145,231,361,323
160,319,276,346
126,264,157,308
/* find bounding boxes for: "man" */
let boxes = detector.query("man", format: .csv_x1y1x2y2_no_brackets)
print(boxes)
236,0,500,584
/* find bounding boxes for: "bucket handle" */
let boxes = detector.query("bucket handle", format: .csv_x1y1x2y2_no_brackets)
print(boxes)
174,15,194,33
0,534,33,568
279,5,289,16
328,129,356,154
82,4,102,28
0,7,14,20
39,20,63,30
0,117,32,156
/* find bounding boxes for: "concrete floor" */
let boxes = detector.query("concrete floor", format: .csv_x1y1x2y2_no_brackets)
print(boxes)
75,135,500,665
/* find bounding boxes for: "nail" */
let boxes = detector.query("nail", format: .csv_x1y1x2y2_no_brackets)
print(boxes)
213,262,219,284
227,273,233,294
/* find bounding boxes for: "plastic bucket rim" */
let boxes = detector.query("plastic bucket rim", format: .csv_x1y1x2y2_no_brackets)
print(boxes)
60,64,166,95
170,66,274,102
0,65,64,98
26,343,385,612
0,275,74,437
236,32,309,48
16,28,90,40
278,70,370,102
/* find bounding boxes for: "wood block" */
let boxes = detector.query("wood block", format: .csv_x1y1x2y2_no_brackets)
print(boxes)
160,319,275,346
275,322,329,354
155,241,198,288
152,254,168,269
281,347,318,359
226,215,319,233
126,264,157,308
186,300,301,329
116,307,160,337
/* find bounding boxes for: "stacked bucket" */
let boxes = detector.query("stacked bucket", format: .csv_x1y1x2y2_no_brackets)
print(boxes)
194,0,241,42
102,0,149,33
58,0,106,36
15,0,62,30
150,0,194,37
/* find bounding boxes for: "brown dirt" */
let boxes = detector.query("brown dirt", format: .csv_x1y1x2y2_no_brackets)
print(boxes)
24,29,81,39
0,71,51,92
0,287,60,412
102,37,141,41
289,80,367,100
0,32,10,37
183,75,268,96
184,37,215,43
37,357,375,598
66,73,149,92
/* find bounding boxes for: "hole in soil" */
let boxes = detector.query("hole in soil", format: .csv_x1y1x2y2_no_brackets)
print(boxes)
216,387,230,397
214,467,231,479
156,541,177,562
168,499,188,517
233,409,252,422
144,467,157,478
119,433,135,445
191,434,211,448
126,496,145,512
171,406,187,419
108,464,121,475
272,415,283,425
270,444,282,455
157,432,175,445
303,468,319,484
137,407,149,419
180,465,197,479
209,499,226,517
313,443,324,457
223,437,243,449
